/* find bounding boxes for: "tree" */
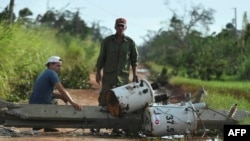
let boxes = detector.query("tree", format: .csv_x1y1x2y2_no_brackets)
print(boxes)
0,0,16,24
16,8,33,25
39,10,57,26
8,0,15,24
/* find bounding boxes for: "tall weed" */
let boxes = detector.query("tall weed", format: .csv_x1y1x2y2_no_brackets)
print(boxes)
0,24,99,101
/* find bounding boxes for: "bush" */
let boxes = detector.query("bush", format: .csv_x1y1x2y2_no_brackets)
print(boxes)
61,64,91,89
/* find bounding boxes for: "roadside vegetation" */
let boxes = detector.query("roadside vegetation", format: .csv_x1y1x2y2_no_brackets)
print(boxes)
148,63,250,124
0,23,100,102
0,0,249,124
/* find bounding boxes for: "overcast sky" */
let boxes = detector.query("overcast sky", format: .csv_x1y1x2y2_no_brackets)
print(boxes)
1,0,250,45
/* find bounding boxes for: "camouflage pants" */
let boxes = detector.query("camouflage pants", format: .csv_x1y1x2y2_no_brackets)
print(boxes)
98,71,129,106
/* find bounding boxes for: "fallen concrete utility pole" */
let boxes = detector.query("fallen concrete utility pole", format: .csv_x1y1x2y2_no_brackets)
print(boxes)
1,100,249,136
1,104,142,130
0,79,250,136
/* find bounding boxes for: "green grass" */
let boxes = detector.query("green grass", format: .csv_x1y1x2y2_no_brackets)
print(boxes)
143,62,250,123
170,77,250,124
0,24,99,100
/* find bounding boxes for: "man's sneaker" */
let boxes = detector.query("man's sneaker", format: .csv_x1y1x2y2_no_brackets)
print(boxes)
44,128,59,132
100,106,109,112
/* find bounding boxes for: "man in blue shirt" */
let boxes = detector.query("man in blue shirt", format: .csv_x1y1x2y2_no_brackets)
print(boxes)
29,56,82,132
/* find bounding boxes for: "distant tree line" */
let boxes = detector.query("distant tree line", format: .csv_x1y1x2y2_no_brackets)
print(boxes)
0,1,106,42
139,5,250,81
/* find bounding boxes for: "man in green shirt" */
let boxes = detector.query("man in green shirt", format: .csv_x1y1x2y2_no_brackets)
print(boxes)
95,17,138,110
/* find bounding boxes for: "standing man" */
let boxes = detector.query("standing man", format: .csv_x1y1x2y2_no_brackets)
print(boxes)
29,56,82,132
95,18,138,110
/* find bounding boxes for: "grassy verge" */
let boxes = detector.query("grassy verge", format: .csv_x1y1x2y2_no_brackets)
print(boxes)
144,62,250,124
170,77,250,124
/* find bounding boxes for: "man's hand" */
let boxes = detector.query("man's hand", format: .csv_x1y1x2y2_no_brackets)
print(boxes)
71,102,83,111
132,75,138,82
96,72,102,85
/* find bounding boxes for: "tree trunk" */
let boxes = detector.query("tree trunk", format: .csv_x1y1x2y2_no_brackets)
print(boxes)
8,0,15,25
